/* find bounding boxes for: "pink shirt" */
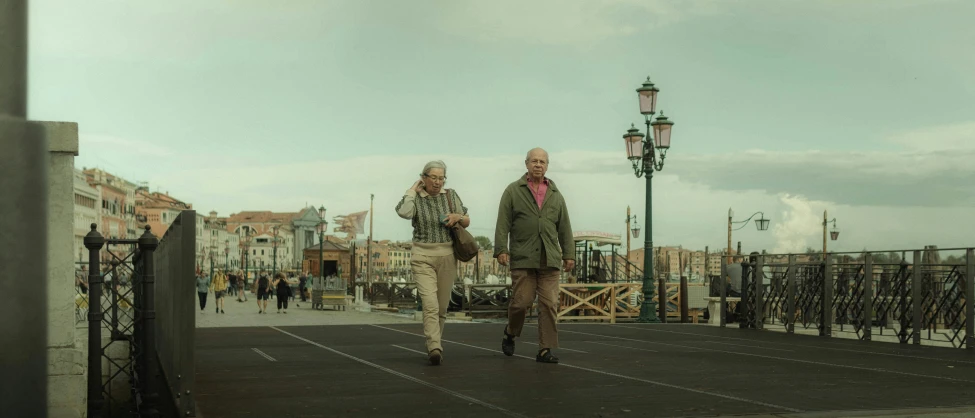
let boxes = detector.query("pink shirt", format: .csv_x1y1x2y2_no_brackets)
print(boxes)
527,174,548,210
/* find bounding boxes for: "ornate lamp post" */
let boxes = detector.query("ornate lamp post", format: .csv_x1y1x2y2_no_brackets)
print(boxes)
621,76,676,323
727,209,770,263
270,225,281,277
224,239,229,269
209,241,216,278
318,206,328,280
240,229,254,284
823,210,839,255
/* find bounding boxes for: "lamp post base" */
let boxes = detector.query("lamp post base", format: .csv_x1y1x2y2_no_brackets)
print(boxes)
637,302,661,323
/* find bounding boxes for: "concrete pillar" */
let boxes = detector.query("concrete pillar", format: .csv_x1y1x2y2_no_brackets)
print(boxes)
42,122,86,417
0,2,49,417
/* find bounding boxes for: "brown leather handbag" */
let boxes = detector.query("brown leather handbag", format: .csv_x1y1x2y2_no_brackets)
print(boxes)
446,189,478,262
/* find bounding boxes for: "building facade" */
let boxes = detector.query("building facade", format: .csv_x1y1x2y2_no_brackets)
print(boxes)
135,188,193,239
72,168,100,263
225,210,300,274
82,168,138,239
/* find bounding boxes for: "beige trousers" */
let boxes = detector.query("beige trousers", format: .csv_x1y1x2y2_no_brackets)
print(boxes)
507,268,560,349
412,252,457,352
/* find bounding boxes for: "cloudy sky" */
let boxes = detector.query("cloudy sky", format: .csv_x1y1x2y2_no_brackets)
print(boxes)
28,0,975,255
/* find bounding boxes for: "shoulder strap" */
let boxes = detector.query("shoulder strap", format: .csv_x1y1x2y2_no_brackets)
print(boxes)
446,189,456,213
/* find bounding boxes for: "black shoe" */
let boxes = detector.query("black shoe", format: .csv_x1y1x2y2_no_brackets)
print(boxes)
429,349,443,366
536,349,559,364
501,327,515,357
221,310,225,314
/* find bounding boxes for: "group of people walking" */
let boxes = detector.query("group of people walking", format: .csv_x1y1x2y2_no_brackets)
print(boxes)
196,270,303,314
396,147,574,366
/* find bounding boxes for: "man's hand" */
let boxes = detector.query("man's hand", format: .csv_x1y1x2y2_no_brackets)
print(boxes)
562,259,575,272
498,254,509,266
444,213,463,227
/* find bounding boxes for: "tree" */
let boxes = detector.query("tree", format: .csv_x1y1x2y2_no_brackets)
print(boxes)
945,255,964,265
474,236,493,251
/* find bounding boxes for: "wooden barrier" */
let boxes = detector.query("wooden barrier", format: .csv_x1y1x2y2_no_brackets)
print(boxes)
556,282,707,323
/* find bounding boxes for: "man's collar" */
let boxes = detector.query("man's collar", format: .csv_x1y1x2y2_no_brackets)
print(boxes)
518,173,556,190
418,188,447,198
525,173,549,185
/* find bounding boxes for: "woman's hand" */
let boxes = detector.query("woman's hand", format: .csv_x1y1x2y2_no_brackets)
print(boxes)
444,213,464,227
412,180,423,192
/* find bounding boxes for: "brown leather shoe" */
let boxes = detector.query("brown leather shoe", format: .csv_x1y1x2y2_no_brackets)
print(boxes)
428,349,443,366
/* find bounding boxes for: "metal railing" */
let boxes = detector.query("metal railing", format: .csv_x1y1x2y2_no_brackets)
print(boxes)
84,210,197,417
718,248,975,349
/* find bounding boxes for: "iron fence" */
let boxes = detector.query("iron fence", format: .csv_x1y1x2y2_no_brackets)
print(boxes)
84,224,156,418
719,248,975,349
85,210,197,417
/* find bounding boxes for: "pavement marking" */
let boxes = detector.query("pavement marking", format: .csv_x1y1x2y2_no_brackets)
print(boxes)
559,328,975,384
612,324,975,365
271,326,529,418
392,344,428,355
706,341,795,352
519,341,589,353
582,341,659,353
251,348,277,362
371,325,802,413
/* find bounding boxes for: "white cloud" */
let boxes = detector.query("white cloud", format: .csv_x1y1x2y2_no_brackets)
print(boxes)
771,194,825,253
886,121,975,151
667,146,975,207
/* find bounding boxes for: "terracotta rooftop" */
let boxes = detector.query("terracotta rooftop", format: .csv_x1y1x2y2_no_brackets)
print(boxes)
227,210,302,224
136,189,191,209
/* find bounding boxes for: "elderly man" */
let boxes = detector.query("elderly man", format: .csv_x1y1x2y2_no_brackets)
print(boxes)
494,147,575,364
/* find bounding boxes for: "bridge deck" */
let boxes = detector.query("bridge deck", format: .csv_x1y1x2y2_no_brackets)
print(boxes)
196,323,975,418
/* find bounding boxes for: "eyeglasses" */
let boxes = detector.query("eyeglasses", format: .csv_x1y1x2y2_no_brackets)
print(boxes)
424,175,447,182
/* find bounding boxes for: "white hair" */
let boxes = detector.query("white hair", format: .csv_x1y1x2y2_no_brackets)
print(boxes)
525,148,549,163
421,160,447,177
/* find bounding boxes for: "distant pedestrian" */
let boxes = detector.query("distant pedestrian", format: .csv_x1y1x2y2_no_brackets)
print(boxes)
210,270,228,314
196,273,211,314
272,273,293,313
494,148,574,364
236,271,248,302
227,272,237,298
298,273,308,302
254,274,271,314
395,160,470,366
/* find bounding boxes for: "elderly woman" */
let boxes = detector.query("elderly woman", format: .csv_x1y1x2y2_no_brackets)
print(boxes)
395,160,470,366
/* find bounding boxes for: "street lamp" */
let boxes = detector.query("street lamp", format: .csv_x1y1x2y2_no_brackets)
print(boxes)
823,210,839,255
240,228,254,284
621,75,676,323
318,206,328,281
224,239,229,270
727,208,770,263
209,241,217,278
271,225,282,277
624,207,640,282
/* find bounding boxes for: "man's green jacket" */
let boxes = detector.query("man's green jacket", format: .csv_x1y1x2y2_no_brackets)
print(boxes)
494,175,574,269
